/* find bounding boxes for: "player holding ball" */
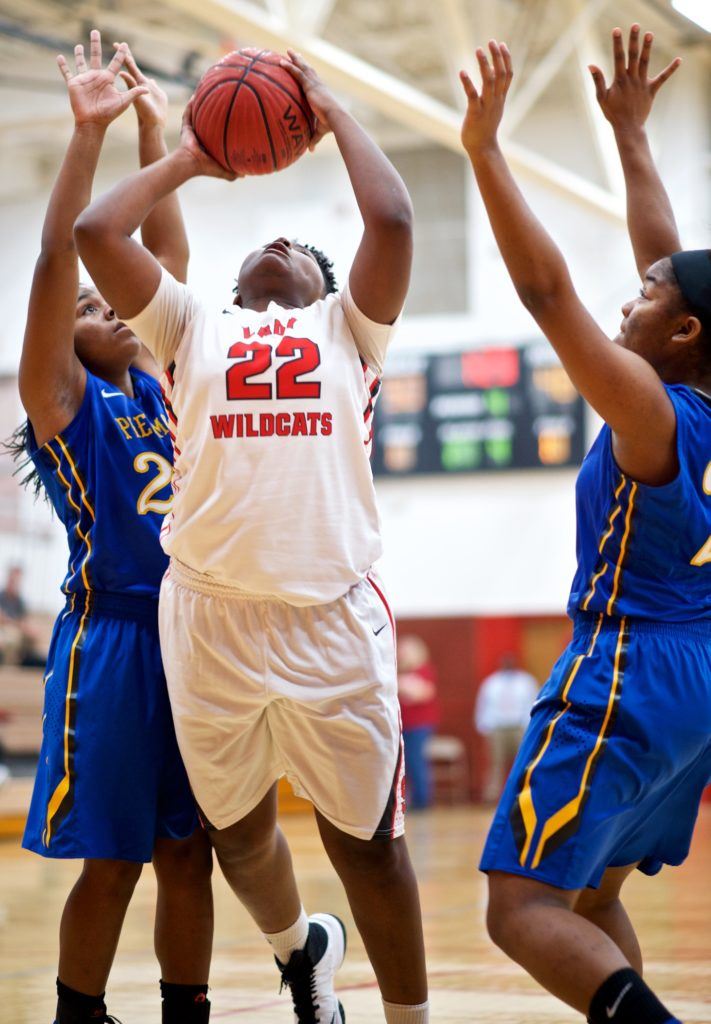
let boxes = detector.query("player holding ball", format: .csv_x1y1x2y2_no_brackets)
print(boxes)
75,50,429,1024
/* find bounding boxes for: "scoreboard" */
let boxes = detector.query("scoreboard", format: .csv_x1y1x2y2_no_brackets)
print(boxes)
371,341,586,476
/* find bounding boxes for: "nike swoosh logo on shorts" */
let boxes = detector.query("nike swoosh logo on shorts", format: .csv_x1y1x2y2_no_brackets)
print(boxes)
606,982,633,1018
101,388,124,398
373,623,388,636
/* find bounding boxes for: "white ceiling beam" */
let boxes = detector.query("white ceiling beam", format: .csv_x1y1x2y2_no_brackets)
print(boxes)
264,0,288,21
575,26,625,196
431,0,473,108
505,137,623,219
506,0,548,83
285,0,338,36
158,0,480,148
158,0,624,220
505,0,613,133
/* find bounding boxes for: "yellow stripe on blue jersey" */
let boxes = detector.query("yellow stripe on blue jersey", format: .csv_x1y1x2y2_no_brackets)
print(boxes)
606,483,637,616
43,438,95,593
581,474,627,611
513,614,603,867
43,591,92,847
530,617,628,868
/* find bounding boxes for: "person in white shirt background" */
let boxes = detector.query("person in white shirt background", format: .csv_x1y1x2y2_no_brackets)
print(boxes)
475,652,539,802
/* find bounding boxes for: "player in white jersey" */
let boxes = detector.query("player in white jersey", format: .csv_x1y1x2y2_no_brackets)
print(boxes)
76,51,429,1024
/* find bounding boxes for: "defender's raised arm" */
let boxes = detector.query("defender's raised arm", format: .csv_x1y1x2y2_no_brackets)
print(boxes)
74,102,235,323
589,25,682,278
460,41,680,487
18,34,146,444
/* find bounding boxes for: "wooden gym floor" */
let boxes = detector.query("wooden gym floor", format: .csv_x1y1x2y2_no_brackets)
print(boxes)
0,798,709,1024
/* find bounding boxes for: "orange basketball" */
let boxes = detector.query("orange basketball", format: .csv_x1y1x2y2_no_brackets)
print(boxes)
191,48,316,176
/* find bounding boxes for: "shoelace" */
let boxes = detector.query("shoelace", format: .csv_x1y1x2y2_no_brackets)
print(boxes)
279,948,320,1024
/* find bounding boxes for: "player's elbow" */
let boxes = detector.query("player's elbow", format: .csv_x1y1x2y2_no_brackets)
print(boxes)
73,210,97,259
515,274,571,318
73,207,115,259
368,191,414,238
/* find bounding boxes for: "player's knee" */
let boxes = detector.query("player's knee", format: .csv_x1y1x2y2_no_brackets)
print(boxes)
485,873,527,951
80,858,143,898
210,820,277,872
485,893,513,950
153,830,214,889
331,832,412,884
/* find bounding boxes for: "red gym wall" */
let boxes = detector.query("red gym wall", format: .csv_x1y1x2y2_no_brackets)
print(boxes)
396,614,573,801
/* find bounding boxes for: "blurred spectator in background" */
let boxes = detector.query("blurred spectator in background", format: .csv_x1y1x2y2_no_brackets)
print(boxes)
0,565,45,668
397,635,439,810
475,652,538,802
0,734,9,788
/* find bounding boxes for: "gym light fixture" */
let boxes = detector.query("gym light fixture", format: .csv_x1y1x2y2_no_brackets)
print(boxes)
672,0,711,32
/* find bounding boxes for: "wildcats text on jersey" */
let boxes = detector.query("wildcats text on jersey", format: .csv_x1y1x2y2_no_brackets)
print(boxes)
210,411,333,439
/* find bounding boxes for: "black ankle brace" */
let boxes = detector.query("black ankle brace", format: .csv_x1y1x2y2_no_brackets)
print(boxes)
56,978,107,1023
160,980,210,1023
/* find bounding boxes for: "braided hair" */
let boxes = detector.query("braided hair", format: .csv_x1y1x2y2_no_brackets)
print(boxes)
3,422,47,502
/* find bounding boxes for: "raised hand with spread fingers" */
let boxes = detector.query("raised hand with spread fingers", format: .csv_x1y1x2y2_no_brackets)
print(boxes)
459,40,514,155
113,41,169,130
589,25,683,277
588,23,681,133
57,30,147,128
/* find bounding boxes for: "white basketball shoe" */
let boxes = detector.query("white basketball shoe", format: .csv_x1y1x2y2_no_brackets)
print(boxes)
276,912,347,1024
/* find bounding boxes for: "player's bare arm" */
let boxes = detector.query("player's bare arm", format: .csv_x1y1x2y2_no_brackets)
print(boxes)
18,31,147,447
589,25,682,277
75,102,235,321
460,41,679,487
116,43,191,286
114,42,190,377
282,50,413,325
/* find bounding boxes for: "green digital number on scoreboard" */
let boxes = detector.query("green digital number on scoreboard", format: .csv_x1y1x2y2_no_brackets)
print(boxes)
371,342,585,476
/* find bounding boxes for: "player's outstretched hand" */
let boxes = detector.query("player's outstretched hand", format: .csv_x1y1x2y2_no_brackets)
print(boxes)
57,30,149,128
178,99,239,180
460,41,513,156
589,25,681,132
280,50,340,150
113,42,168,130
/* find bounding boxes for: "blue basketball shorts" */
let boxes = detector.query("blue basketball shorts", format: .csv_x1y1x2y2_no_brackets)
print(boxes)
23,591,199,862
480,612,711,890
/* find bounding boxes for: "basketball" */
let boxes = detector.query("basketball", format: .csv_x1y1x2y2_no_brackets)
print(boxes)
191,48,316,175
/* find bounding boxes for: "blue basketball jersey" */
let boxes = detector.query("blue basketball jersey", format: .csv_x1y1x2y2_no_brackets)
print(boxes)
27,368,172,597
568,385,711,621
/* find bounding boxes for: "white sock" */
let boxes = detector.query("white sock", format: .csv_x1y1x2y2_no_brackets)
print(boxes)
382,1000,429,1024
263,906,309,965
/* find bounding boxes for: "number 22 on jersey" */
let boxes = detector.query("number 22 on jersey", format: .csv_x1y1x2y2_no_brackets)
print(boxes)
226,337,321,401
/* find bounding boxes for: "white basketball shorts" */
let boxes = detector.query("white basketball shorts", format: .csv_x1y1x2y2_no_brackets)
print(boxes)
159,559,405,840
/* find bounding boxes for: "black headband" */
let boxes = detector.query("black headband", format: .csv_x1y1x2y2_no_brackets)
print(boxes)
670,249,711,329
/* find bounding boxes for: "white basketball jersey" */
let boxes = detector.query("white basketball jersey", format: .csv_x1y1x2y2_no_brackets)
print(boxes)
125,269,396,605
